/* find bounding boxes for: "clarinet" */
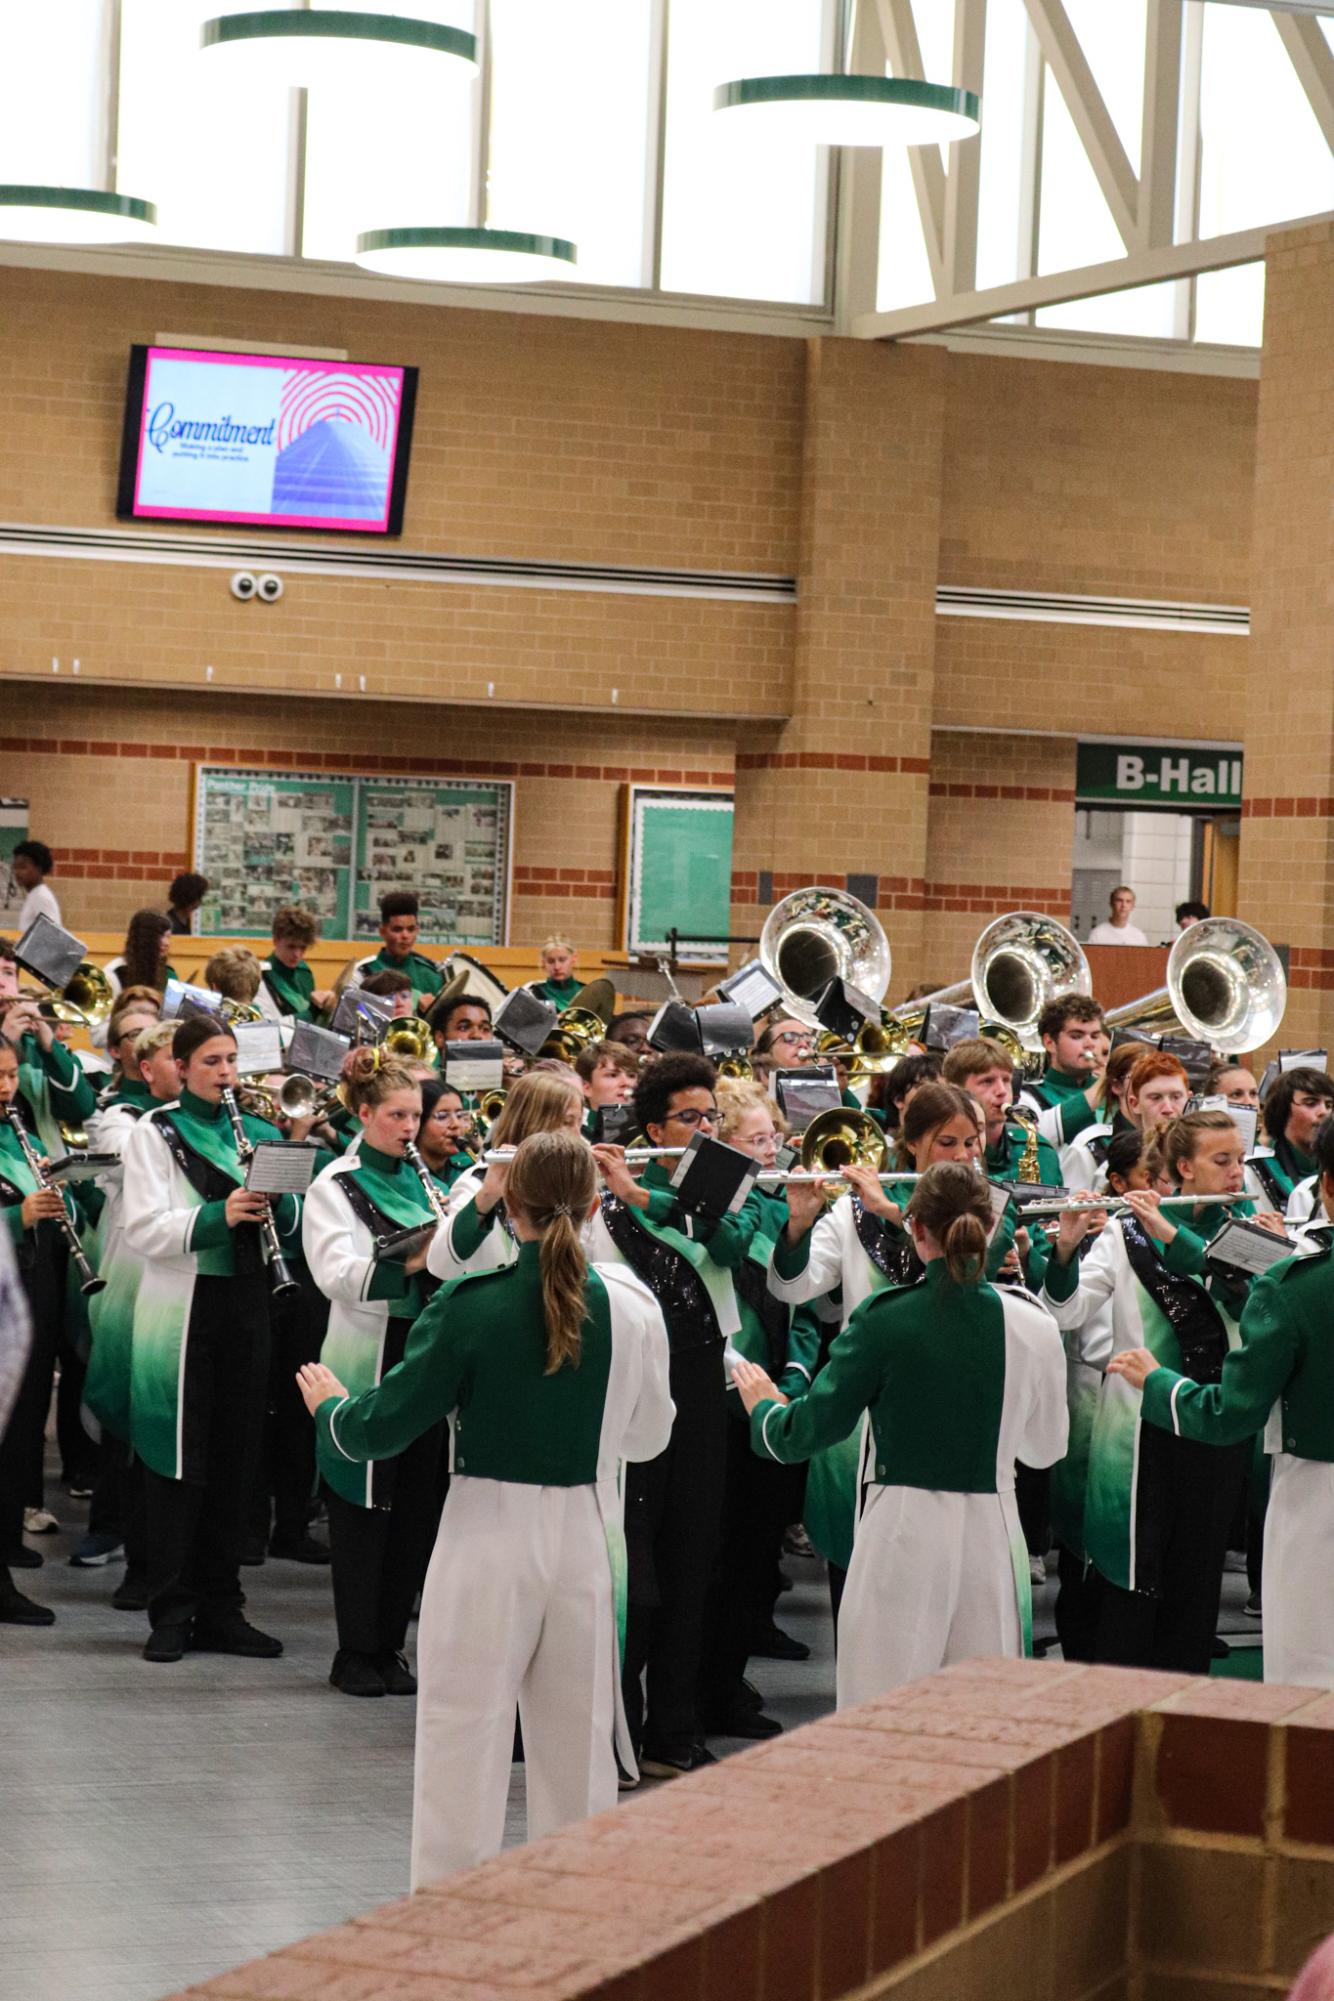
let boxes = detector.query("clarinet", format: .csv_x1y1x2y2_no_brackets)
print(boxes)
402,1140,451,1227
218,1087,300,1299
3,1104,105,1296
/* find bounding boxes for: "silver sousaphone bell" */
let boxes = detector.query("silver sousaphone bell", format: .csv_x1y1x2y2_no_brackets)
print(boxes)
758,886,892,1026
1103,917,1286,1053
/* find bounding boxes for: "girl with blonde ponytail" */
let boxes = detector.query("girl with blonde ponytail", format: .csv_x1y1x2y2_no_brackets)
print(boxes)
734,1161,1068,1705
297,1127,673,1887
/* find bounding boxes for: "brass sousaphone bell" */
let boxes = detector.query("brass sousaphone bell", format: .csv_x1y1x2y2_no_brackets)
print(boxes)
1102,917,1286,1053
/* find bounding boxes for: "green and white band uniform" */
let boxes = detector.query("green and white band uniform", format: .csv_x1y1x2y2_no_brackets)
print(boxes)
82,1087,152,1442
16,1030,97,1166
1019,1065,1102,1152
1041,1202,1257,1615
314,1247,673,1884
747,1263,1068,1703
120,1093,300,1482
351,946,443,1001
428,1161,518,1279
985,1119,1064,1190
526,975,583,1010
1138,1230,1334,1689
261,955,317,1022
766,1178,1019,1574
1245,1141,1317,1214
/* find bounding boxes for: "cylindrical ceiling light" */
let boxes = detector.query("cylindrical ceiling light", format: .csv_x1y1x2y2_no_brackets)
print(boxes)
200,10,478,89
355,226,577,284
713,75,980,147
0,187,158,245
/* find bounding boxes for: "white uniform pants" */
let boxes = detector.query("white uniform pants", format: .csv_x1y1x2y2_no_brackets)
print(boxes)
411,1476,617,1889
836,1483,1025,1709
1264,1454,1334,1692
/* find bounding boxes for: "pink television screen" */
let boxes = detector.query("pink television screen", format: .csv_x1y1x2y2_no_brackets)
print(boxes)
116,344,418,535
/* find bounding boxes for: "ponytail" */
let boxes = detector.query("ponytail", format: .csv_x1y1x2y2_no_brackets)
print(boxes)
504,1128,598,1375
906,1160,992,1287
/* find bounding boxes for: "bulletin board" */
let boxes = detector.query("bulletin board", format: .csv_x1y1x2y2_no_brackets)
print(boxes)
192,767,512,945
619,785,734,958
0,798,29,920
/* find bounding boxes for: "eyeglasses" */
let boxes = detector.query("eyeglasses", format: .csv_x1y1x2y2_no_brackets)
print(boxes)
666,1107,718,1128
773,1032,811,1048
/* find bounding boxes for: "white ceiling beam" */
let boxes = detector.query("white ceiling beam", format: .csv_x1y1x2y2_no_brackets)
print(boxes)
852,209,1334,339
835,0,888,328
1272,10,1334,152
1020,0,1141,249
876,0,946,295
1139,0,1182,250
944,0,987,295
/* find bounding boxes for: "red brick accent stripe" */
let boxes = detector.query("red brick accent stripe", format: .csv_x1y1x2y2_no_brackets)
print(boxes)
736,750,931,776
55,850,189,882
0,738,731,789
1242,796,1334,820
1286,946,1334,992
929,782,1076,804
514,867,616,902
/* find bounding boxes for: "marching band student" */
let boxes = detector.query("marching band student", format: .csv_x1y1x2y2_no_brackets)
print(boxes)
767,1082,1015,1620
261,906,335,1022
1122,1051,1191,1133
351,893,442,1009
298,1128,673,1882
303,1050,443,1697
943,1036,1063,1185
605,1012,653,1061
120,1014,300,1665
12,840,61,933
867,1050,942,1134
753,1016,814,1085
1020,993,1108,1151
359,968,416,1018
166,873,208,936
1057,1041,1154,1192
734,1161,1067,1701
700,1081,820,1739
587,1053,761,1778
525,936,582,1010
1246,1065,1334,1212
430,1071,585,1281
89,998,162,1131
78,1021,179,1593
0,1007,91,1625
414,1077,476,1194
1109,1115,1334,1689
576,1039,638,1132
203,947,271,1020
104,909,176,1002
428,992,493,1053
1208,1060,1261,1112
1041,1109,1284,1672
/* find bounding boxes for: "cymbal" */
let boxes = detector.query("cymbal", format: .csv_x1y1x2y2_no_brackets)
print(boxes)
570,978,615,1026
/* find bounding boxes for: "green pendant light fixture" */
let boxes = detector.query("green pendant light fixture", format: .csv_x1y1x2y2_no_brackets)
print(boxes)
0,187,158,245
714,74,979,148
355,225,576,284
200,10,478,89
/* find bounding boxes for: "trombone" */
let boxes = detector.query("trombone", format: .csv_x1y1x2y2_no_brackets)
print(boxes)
33,961,115,1032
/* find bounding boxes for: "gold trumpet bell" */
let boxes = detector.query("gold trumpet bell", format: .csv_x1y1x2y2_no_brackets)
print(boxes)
539,1007,608,1064
383,1016,436,1062
50,962,115,1030
716,1053,754,1081
798,1107,888,1195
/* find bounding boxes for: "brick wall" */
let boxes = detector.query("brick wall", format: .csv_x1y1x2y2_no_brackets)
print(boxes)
160,1658,1334,2001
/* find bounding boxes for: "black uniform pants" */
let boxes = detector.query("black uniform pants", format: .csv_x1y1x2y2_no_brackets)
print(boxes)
622,1340,727,1762
143,1273,271,1634
699,1414,794,1718
1,1229,64,1549
251,1274,329,1543
1091,1436,1248,1675
324,1423,443,1657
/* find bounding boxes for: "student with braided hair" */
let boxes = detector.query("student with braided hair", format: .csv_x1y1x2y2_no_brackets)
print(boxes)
298,1128,672,1884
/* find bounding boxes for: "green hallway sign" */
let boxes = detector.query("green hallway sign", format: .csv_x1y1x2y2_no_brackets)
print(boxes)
1076,743,1242,811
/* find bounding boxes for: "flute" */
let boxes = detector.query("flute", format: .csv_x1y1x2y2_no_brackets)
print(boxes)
754,1169,926,1188
483,1144,687,1165
2,1105,105,1295
218,1088,300,1299
1018,1193,1255,1223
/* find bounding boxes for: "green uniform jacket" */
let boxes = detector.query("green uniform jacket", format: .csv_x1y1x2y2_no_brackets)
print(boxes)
1023,1067,1100,1147
528,976,583,1010
356,947,443,1000
261,956,317,1020
986,1121,1064,1190
1141,1232,1334,1460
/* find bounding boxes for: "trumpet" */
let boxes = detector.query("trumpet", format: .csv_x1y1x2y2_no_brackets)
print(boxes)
383,1015,436,1063
278,1073,343,1123
36,961,116,1032
218,1087,299,1299
2,1104,105,1295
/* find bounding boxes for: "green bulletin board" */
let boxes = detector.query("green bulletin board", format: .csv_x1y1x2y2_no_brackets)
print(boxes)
193,767,512,944
0,798,29,922
622,785,734,957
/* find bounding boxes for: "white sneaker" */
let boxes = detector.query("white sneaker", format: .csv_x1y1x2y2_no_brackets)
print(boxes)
1029,1554,1047,1587
23,1508,59,1535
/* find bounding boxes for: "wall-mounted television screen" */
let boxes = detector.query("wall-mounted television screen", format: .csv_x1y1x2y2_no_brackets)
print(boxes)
116,344,418,535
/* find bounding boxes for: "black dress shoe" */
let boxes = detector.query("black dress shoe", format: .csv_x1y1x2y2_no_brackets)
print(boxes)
750,1622,810,1661
7,1544,43,1570
329,1650,385,1697
238,1538,267,1567
639,1742,718,1780
143,1625,189,1662
111,1573,149,1612
377,1651,418,1695
191,1616,283,1658
269,1531,332,1565
703,1706,782,1740
0,1585,55,1626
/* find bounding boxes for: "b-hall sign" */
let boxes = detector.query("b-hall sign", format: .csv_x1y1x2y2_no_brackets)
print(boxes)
1076,742,1242,812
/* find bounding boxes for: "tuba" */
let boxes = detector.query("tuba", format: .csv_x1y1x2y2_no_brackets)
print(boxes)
539,1007,608,1065
866,912,1091,1064
1103,918,1286,1054
759,886,891,1023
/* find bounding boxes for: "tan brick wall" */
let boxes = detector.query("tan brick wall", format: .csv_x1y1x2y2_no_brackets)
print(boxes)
1,682,733,944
